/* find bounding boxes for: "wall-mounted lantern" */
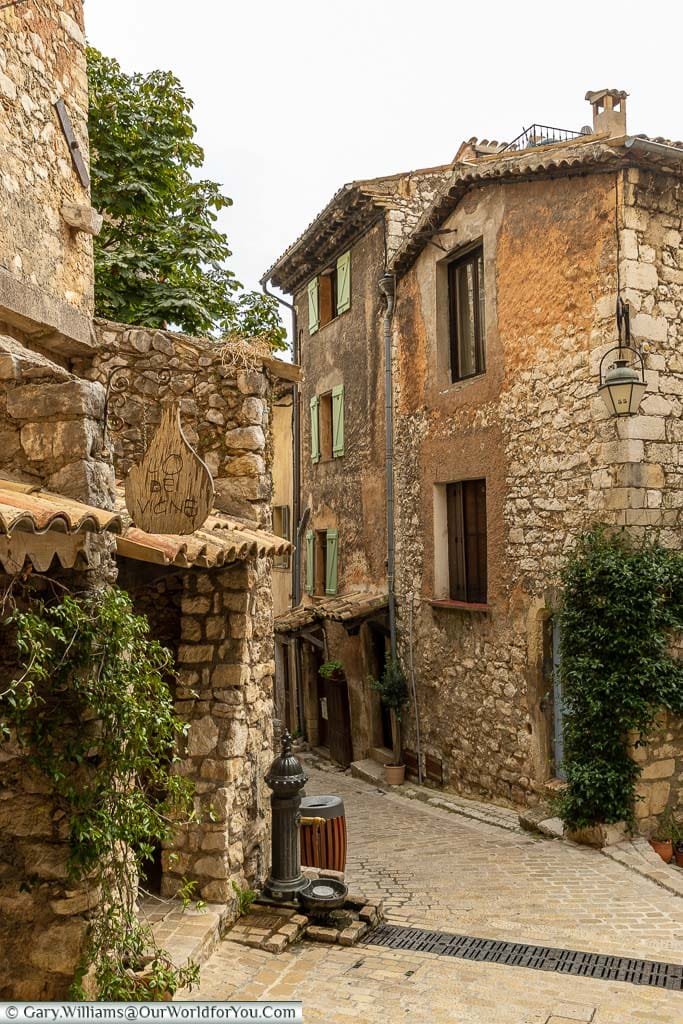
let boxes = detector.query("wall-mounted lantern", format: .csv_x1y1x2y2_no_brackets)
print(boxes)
598,298,646,417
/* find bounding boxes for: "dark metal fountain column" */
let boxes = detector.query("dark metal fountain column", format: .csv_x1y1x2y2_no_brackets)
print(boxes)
264,731,309,900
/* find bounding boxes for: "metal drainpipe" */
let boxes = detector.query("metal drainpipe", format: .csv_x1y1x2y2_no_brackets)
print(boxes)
378,273,397,663
261,279,304,735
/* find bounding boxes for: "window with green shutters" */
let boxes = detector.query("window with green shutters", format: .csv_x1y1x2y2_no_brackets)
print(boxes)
311,388,344,463
306,250,351,334
325,529,339,595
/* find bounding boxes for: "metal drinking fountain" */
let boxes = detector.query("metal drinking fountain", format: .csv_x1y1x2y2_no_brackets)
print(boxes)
263,731,309,900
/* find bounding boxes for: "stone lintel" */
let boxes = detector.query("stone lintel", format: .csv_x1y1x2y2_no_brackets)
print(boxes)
0,267,94,356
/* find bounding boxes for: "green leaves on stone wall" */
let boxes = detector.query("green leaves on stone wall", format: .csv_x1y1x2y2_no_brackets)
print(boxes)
558,529,683,829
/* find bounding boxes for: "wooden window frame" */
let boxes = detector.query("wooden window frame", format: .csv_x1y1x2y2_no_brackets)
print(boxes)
446,479,487,604
448,244,485,384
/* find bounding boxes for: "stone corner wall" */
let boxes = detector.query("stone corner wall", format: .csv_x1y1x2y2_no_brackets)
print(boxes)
0,0,94,319
84,323,273,527
162,559,274,904
632,711,683,836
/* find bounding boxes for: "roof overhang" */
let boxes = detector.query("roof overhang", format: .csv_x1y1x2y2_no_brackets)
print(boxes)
263,185,383,295
390,134,683,279
275,592,388,634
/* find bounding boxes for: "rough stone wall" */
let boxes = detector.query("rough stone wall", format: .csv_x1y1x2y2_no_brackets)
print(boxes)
0,334,114,507
0,592,101,1000
0,330,115,996
392,167,683,810
0,0,94,319
632,712,683,836
616,166,683,832
81,323,272,527
164,561,274,903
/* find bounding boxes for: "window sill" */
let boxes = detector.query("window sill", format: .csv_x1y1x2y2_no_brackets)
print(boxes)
312,307,350,336
428,598,490,613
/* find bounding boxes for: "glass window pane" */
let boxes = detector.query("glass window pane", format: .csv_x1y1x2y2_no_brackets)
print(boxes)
457,261,477,377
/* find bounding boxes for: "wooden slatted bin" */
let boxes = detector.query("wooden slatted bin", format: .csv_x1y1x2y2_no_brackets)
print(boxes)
300,795,347,873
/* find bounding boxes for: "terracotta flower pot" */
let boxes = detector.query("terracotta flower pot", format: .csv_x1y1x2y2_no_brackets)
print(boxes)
649,838,673,863
384,764,405,786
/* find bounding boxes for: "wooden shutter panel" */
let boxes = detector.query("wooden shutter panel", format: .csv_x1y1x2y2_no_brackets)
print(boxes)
447,483,466,602
310,396,320,463
332,385,345,458
307,277,320,334
305,530,315,595
336,251,351,314
325,529,339,595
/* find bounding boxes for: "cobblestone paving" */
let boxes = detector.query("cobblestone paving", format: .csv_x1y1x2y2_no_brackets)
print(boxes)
195,766,683,1023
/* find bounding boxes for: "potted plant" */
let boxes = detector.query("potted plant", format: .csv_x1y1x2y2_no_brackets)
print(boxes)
371,660,409,785
649,808,679,864
319,659,345,682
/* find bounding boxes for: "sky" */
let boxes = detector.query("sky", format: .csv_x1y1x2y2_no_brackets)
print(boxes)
84,0,683,306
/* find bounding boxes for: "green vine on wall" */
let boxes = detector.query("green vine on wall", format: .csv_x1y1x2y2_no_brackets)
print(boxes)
558,529,683,830
1,586,198,999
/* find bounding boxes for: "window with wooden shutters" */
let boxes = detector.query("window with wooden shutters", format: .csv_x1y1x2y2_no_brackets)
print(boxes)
272,506,291,570
448,245,485,383
446,480,487,603
307,250,351,333
308,278,320,335
325,529,339,595
332,385,344,457
310,396,320,463
305,530,315,594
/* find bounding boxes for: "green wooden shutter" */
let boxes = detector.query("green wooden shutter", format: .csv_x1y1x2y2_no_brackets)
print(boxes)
310,395,320,463
307,277,319,334
336,251,351,314
332,384,345,458
325,529,338,595
305,530,314,595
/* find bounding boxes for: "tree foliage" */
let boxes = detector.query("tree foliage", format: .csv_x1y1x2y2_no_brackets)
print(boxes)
87,47,285,349
558,530,683,829
1,587,199,999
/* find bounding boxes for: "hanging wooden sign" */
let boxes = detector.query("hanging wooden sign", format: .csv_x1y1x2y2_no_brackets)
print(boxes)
124,403,214,535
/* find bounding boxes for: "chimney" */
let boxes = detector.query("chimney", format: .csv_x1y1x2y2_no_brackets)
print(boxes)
585,89,628,138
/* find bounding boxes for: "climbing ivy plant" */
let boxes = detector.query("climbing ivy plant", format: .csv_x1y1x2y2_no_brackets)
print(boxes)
1,586,198,999
558,529,683,829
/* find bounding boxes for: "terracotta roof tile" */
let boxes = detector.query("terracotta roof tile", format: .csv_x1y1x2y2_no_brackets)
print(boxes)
275,591,388,633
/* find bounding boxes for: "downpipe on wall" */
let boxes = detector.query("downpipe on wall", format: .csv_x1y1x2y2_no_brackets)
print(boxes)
379,272,424,783
378,273,397,661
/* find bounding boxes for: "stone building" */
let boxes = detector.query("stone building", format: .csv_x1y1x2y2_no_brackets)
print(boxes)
389,93,683,827
265,168,449,765
264,89,683,832
0,0,294,998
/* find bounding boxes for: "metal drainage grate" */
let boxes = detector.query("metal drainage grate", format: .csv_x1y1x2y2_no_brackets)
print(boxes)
366,923,683,991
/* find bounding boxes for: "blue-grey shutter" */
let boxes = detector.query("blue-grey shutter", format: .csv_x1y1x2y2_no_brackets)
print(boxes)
310,396,320,463
325,529,338,595
332,384,344,458
308,278,319,334
336,251,351,314
305,530,315,595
